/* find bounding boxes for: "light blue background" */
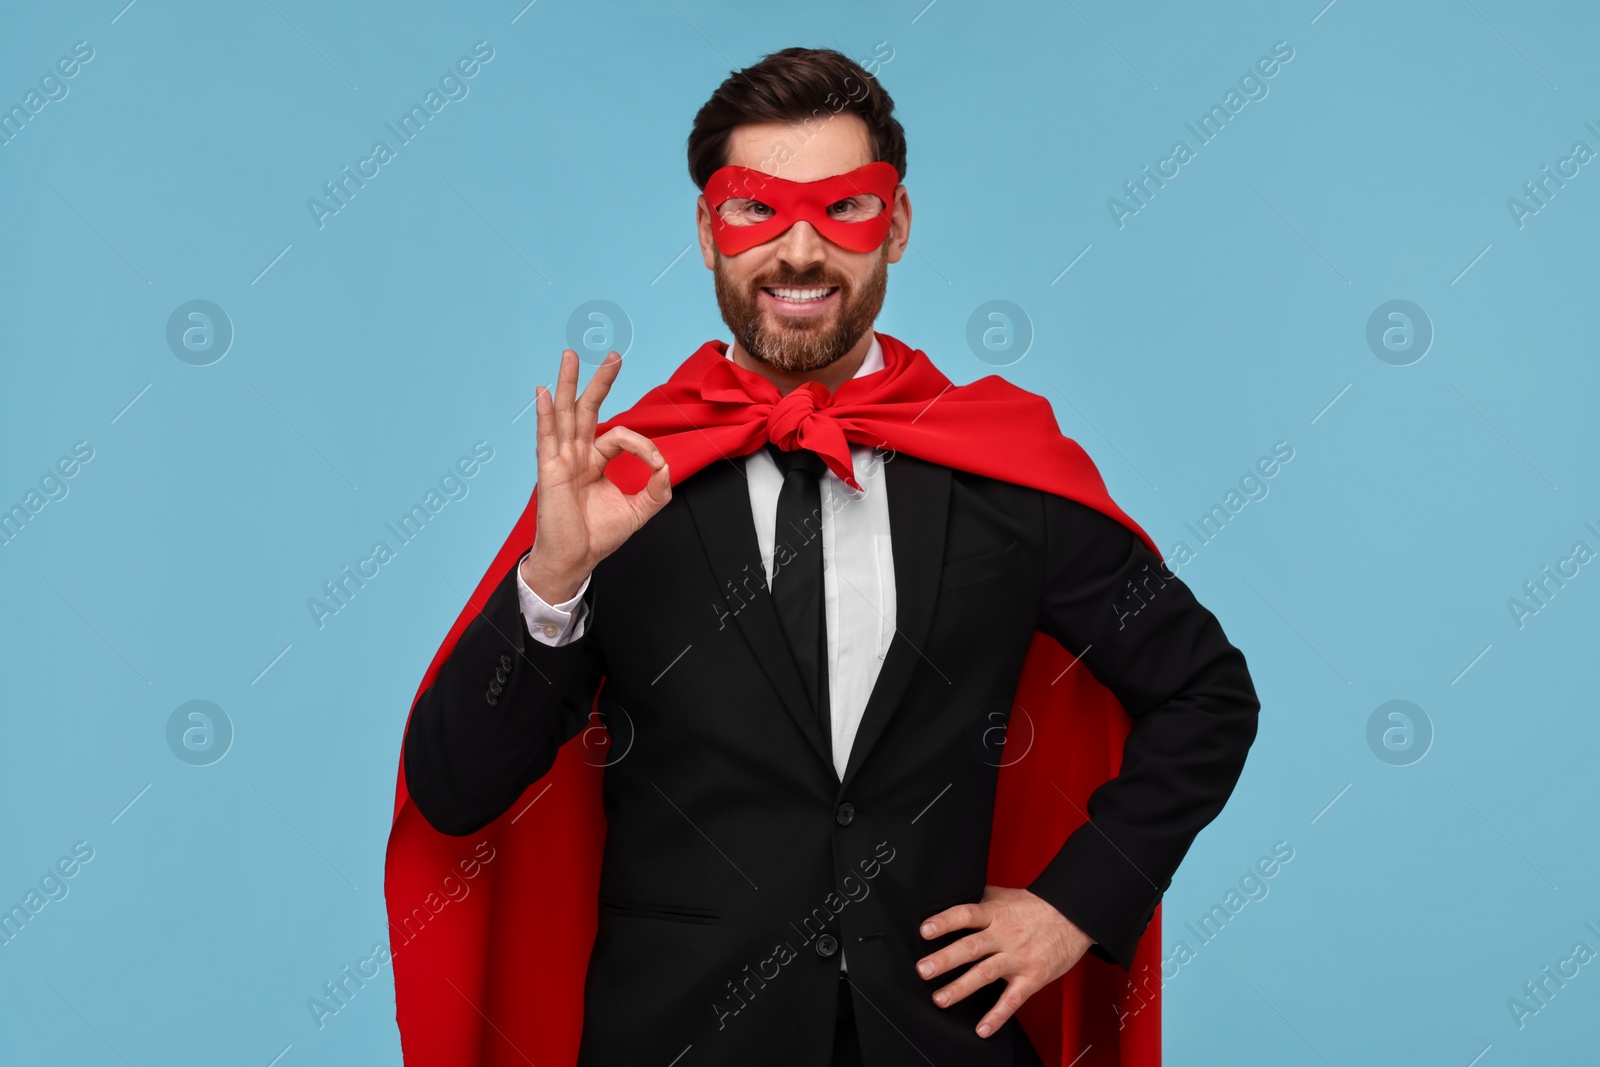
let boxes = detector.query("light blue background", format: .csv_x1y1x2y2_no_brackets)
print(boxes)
2,0,1597,1063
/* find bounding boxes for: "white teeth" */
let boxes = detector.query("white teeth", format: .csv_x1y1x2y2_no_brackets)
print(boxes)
768,287,834,302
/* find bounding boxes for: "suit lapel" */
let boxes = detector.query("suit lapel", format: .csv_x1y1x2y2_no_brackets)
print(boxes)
682,450,954,791
839,452,951,794
682,456,834,771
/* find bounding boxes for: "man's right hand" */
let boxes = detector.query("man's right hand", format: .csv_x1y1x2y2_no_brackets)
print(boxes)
519,348,671,604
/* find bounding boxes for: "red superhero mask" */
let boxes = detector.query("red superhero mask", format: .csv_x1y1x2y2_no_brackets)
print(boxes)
703,161,900,255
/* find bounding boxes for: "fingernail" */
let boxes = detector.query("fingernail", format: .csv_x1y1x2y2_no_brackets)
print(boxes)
934,991,947,1006
977,1023,992,1038
917,961,931,977
920,923,935,937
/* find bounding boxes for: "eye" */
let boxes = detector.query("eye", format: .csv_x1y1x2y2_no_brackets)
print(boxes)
715,197,775,225
827,195,886,221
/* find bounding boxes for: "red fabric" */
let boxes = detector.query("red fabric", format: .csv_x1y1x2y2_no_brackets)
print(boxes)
384,331,1163,1066
703,161,900,255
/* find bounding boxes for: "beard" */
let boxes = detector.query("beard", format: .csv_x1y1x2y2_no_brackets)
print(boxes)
713,243,889,374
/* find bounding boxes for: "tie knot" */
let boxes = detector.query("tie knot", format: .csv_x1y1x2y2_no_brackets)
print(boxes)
764,442,827,480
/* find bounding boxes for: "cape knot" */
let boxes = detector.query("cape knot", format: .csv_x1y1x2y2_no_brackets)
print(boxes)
766,380,831,450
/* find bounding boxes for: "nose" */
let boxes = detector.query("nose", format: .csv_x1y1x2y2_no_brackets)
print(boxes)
772,219,828,273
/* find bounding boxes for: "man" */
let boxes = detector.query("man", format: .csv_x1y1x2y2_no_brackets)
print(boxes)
389,47,1260,1067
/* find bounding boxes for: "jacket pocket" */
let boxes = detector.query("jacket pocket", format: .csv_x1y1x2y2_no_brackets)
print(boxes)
939,539,1020,593
598,897,722,925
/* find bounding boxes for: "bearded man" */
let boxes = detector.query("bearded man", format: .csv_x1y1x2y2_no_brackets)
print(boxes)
387,46,1260,1067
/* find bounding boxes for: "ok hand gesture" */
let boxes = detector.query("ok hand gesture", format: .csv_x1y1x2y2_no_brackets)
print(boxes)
520,349,671,602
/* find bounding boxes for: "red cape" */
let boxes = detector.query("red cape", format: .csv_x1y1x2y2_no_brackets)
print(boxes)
384,332,1163,1065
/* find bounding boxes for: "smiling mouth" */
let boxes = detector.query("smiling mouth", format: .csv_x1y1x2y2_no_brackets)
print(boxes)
760,285,840,315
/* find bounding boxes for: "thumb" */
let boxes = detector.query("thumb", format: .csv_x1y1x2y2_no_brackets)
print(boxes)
632,456,672,519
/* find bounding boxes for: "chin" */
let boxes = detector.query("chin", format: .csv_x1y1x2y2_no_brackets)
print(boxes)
764,310,832,336
752,336,848,373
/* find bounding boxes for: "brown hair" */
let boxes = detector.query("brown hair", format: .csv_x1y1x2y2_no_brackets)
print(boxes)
686,46,906,190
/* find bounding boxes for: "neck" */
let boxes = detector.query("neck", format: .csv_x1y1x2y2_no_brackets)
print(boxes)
728,328,874,396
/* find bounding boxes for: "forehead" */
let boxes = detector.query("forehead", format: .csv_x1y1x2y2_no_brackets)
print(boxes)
721,113,873,183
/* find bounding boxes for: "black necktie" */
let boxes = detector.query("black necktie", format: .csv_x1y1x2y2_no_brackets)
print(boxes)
764,442,831,745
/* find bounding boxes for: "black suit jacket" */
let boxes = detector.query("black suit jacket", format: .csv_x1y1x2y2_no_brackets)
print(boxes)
404,450,1260,1066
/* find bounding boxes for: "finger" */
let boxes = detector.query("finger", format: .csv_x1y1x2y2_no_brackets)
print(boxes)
930,951,1006,1010
920,902,988,940
553,349,580,447
917,928,996,982
593,426,667,471
974,975,1037,1040
574,351,621,447
534,384,557,471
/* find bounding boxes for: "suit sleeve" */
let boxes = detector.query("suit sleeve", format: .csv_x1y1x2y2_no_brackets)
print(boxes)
1027,493,1260,970
403,556,607,836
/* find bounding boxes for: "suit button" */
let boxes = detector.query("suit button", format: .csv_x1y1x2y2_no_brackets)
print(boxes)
835,803,855,826
814,934,839,958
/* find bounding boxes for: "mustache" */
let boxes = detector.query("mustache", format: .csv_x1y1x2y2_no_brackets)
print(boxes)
754,272,845,289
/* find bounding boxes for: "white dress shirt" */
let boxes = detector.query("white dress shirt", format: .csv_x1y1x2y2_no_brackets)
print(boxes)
515,334,897,970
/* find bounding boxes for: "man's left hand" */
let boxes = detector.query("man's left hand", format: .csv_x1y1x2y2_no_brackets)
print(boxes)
915,885,1094,1038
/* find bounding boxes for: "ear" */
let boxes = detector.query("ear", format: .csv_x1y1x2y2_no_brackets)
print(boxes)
885,185,912,265
696,194,718,270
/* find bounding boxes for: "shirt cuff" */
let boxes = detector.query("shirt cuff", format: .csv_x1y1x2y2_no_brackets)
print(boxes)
515,553,591,646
